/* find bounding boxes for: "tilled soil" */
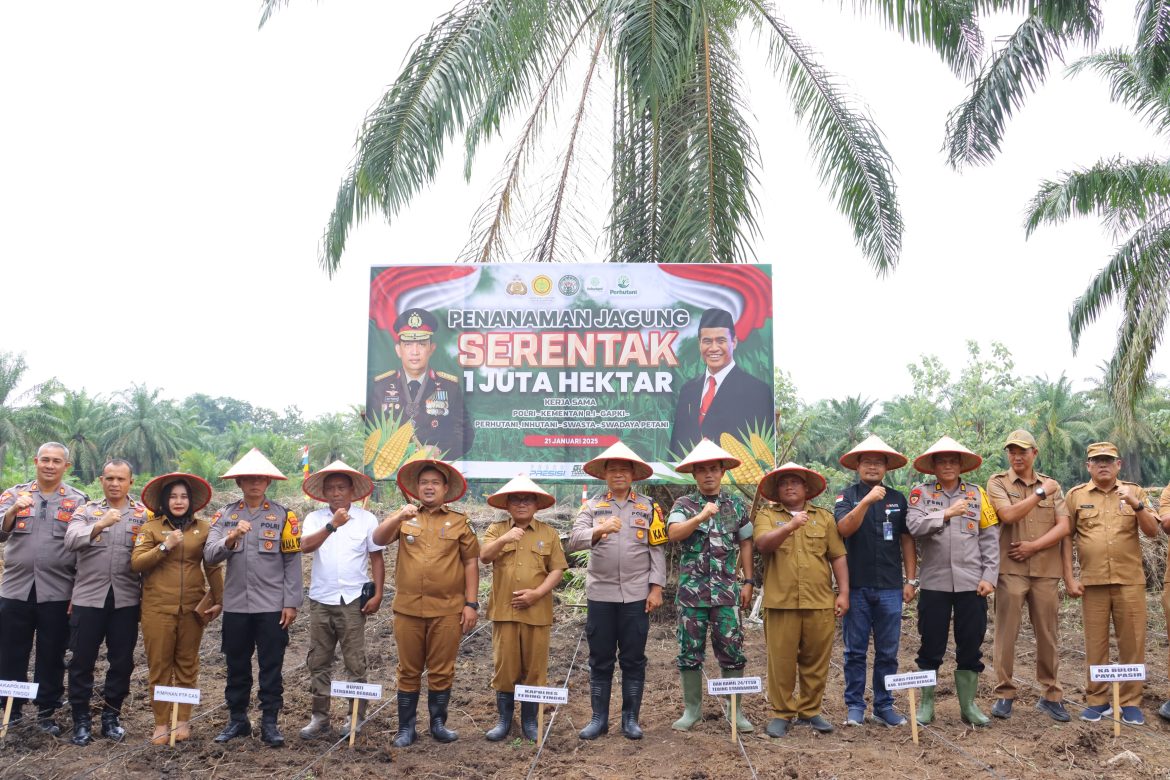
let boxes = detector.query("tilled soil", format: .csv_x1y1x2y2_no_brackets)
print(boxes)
6,555,1170,779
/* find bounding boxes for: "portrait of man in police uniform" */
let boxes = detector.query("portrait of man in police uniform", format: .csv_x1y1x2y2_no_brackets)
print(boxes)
366,307,474,461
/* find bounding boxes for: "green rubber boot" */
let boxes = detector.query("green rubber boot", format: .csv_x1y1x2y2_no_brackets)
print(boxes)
916,685,936,725
671,669,704,731
955,670,990,727
721,669,754,733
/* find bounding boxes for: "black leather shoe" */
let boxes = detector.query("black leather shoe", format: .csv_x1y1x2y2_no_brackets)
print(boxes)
259,714,284,747
428,689,458,743
797,715,834,733
765,718,790,737
1036,699,1070,722
393,691,419,748
578,675,611,740
100,711,126,741
485,691,514,742
36,712,62,737
991,698,1013,719
620,677,644,740
213,717,252,743
71,719,93,746
520,702,539,741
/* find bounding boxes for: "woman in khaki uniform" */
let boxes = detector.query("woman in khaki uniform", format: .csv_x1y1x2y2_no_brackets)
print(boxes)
131,473,224,745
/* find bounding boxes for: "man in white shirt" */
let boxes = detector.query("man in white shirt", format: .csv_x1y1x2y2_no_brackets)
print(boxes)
297,461,385,739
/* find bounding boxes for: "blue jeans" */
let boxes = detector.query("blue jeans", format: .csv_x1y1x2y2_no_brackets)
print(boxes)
843,587,903,712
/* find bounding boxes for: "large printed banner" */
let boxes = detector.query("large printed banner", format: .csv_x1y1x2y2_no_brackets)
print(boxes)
365,264,775,482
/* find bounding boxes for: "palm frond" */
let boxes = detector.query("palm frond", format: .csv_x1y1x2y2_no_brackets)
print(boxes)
749,1,902,273
1070,49,1170,136
1135,0,1170,84
1024,156,1170,239
849,0,984,78
258,0,291,30
944,17,1067,168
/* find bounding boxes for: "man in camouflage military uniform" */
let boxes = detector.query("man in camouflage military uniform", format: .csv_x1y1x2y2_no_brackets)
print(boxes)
366,307,474,460
0,442,88,735
667,440,754,733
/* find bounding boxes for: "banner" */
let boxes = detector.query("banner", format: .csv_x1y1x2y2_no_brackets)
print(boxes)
365,264,775,482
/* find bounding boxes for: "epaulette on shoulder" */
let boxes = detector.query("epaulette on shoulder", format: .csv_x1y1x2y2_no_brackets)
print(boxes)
373,369,396,382
436,370,458,382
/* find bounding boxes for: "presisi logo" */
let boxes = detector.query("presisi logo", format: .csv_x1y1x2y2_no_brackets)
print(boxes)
506,277,527,295
531,275,553,296
557,274,581,296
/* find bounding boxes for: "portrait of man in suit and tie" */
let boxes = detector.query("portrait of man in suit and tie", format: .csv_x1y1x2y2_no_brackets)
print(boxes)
668,307,774,456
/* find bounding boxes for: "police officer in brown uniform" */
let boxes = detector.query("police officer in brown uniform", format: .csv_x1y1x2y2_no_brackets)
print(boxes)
480,476,567,741
568,441,666,741
131,472,223,745
366,307,474,460
372,459,480,747
64,459,146,745
986,429,1072,722
1064,441,1157,725
0,442,88,735
205,449,303,747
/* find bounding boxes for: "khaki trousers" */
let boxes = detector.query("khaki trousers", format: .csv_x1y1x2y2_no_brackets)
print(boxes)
307,599,368,715
394,611,461,692
141,610,204,725
765,608,835,719
993,574,1062,700
1083,584,1146,706
490,621,550,692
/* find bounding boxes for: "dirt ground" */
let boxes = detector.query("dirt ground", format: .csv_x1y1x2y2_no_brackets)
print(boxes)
7,546,1170,779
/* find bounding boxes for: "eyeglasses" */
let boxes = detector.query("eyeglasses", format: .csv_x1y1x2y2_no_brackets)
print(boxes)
507,495,538,504
1087,457,1118,465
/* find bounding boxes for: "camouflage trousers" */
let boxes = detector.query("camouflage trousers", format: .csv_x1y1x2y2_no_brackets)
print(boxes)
676,605,746,670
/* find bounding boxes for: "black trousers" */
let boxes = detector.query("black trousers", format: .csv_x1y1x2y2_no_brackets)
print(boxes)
585,599,649,682
916,589,988,673
0,588,70,713
222,611,288,716
67,590,140,717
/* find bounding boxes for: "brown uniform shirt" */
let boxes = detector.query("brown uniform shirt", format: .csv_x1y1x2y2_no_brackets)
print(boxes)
754,503,845,610
0,481,87,601
65,497,147,608
1066,480,1146,587
392,505,479,618
132,515,224,614
987,470,1067,579
483,517,568,626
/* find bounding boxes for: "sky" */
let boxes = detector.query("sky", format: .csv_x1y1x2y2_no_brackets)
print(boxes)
1,0,1165,418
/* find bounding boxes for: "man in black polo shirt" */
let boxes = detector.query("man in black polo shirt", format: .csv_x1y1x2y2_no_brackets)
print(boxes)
833,435,916,727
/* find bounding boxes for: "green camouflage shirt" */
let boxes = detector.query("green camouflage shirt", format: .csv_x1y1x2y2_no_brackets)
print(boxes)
668,489,752,608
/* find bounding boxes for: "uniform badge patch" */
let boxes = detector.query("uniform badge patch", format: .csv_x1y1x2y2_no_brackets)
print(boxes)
834,494,844,503
135,533,145,545
264,540,274,550
909,489,921,506
15,520,27,531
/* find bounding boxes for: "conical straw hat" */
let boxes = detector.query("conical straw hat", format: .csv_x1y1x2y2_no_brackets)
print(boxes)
758,462,827,502
141,472,213,516
487,475,556,510
396,459,467,504
303,460,374,503
839,434,908,471
220,448,288,481
583,441,654,481
674,438,741,474
913,436,983,475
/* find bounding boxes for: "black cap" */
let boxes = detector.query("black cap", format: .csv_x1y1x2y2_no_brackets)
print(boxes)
394,308,438,342
698,307,735,334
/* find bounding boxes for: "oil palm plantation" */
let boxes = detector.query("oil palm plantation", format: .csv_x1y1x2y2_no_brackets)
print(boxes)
104,385,193,476
263,0,1020,272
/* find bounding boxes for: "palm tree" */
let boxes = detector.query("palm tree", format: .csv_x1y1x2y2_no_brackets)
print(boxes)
1026,374,1094,486
0,352,60,473
817,395,877,464
46,391,115,484
104,385,192,476
262,0,1000,272
303,412,362,467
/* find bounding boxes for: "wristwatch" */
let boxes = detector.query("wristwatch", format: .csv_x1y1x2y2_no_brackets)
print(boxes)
158,543,168,554
1035,487,1047,499
904,577,920,588
465,601,480,610
325,523,337,533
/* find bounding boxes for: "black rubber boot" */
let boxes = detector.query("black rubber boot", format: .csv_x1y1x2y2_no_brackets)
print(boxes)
213,714,252,743
36,709,62,737
392,691,419,748
578,675,611,740
70,714,93,746
485,691,514,742
520,701,539,741
428,689,458,743
621,677,644,740
100,709,126,741
259,712,284,747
